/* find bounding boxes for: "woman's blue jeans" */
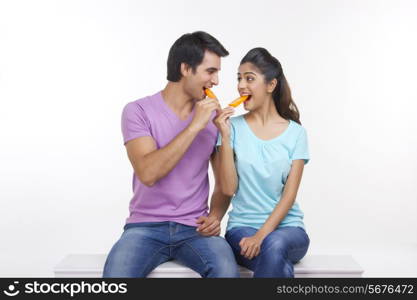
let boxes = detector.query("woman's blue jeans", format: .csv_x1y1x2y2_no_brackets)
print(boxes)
103,221,239,278
225,226,310,277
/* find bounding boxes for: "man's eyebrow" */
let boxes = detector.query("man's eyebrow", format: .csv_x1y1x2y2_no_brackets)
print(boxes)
207,67,219,72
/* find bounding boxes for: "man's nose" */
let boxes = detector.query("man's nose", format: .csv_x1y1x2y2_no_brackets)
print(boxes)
211,73,219,86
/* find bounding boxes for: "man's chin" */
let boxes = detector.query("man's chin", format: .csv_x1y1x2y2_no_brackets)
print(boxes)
197,91,206,100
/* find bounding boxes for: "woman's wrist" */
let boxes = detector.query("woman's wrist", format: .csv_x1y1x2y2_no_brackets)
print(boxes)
221,135,231,145
255,228,271,240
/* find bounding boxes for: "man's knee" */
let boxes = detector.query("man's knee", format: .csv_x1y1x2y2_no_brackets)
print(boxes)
204,236,239,277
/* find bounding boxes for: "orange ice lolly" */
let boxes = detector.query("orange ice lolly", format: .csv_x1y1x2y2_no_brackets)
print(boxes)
228,95,249,107
204,88,217,99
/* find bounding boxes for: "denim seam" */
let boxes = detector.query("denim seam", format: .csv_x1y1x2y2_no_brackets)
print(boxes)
182,241,209,275
142,245,171,275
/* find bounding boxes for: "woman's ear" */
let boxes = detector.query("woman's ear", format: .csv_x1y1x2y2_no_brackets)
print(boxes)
267,78,278,93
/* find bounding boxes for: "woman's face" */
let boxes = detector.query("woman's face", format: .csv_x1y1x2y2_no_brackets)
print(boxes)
237,62,273,111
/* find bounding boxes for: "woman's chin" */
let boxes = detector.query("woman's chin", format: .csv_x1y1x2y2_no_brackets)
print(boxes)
243,100,252,110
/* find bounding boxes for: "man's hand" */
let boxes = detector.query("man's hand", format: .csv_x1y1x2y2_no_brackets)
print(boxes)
195,215,221,236
189,98,221,132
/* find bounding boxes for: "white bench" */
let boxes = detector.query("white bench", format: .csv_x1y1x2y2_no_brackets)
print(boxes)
54,254,364,278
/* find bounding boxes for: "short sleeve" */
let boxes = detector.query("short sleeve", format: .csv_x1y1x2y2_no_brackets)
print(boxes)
121,102,152,145
216,122,235,149
291,128,310,164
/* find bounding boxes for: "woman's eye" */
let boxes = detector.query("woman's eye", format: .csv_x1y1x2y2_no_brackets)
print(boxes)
237,77,241,82
246,77,254,81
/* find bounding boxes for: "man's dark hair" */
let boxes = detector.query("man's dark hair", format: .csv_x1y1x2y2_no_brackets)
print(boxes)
166,31,229,82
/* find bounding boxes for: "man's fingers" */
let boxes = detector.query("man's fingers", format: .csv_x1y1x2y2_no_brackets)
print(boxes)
201,221,219,233
202,98,220,106
196,216,206,224
206,103,221,112
195,217,207,231
200,218,219,232
200,227,220,236
197,220,211,232
204,224,220,234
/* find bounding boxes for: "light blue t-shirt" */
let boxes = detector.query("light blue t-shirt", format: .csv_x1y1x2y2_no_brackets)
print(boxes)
216,115,310,231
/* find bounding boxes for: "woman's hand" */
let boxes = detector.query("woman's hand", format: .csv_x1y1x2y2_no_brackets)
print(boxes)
213,107,234,138
239,233,266,260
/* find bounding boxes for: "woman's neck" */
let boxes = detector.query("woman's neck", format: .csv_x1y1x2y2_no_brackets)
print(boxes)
247,97,287,126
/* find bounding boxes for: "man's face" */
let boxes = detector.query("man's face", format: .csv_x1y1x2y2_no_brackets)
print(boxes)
182,50,221,100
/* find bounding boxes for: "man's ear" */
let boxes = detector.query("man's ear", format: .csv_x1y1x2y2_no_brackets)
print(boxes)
180,62,191,78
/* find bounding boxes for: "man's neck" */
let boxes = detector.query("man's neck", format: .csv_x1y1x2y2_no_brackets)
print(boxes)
162,82,194,114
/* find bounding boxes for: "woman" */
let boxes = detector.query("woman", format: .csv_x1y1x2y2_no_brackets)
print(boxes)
214,47,310,277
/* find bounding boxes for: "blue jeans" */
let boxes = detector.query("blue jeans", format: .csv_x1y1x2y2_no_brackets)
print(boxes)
103,221,239,278
225,226,310,278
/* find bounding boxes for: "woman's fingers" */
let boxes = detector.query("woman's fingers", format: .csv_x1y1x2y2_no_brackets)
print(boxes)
247,246,255,260
239,238,248,256
217,111,234,123
250,245,260,259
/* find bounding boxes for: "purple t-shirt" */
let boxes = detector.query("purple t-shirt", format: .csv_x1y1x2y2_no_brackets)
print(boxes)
121,90,218,227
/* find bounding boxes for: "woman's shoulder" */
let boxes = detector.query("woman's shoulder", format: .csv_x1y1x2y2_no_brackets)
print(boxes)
230,114,246,126
287,120,308,143
231,113,248,122
289,119,307,132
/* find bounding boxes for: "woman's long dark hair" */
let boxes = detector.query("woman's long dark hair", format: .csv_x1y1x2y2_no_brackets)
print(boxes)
240,48,301,124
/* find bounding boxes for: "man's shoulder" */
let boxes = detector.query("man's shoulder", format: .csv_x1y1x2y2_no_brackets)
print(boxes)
130,90,162,107
123,90,162,114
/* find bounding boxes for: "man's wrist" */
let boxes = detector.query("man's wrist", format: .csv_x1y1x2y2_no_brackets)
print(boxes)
187,123,202,134
208,212,222,221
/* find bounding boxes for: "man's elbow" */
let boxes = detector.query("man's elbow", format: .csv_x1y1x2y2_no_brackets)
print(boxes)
136,170,157,187
141,179,156,187
221,185,236,197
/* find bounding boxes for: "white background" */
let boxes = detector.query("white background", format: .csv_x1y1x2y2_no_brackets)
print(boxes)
0,0,416,277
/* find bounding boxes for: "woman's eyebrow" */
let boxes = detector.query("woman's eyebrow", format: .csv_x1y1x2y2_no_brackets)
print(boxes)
237,72,257,76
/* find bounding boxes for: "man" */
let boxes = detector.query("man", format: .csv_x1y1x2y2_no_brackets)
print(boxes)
103,31,239,277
